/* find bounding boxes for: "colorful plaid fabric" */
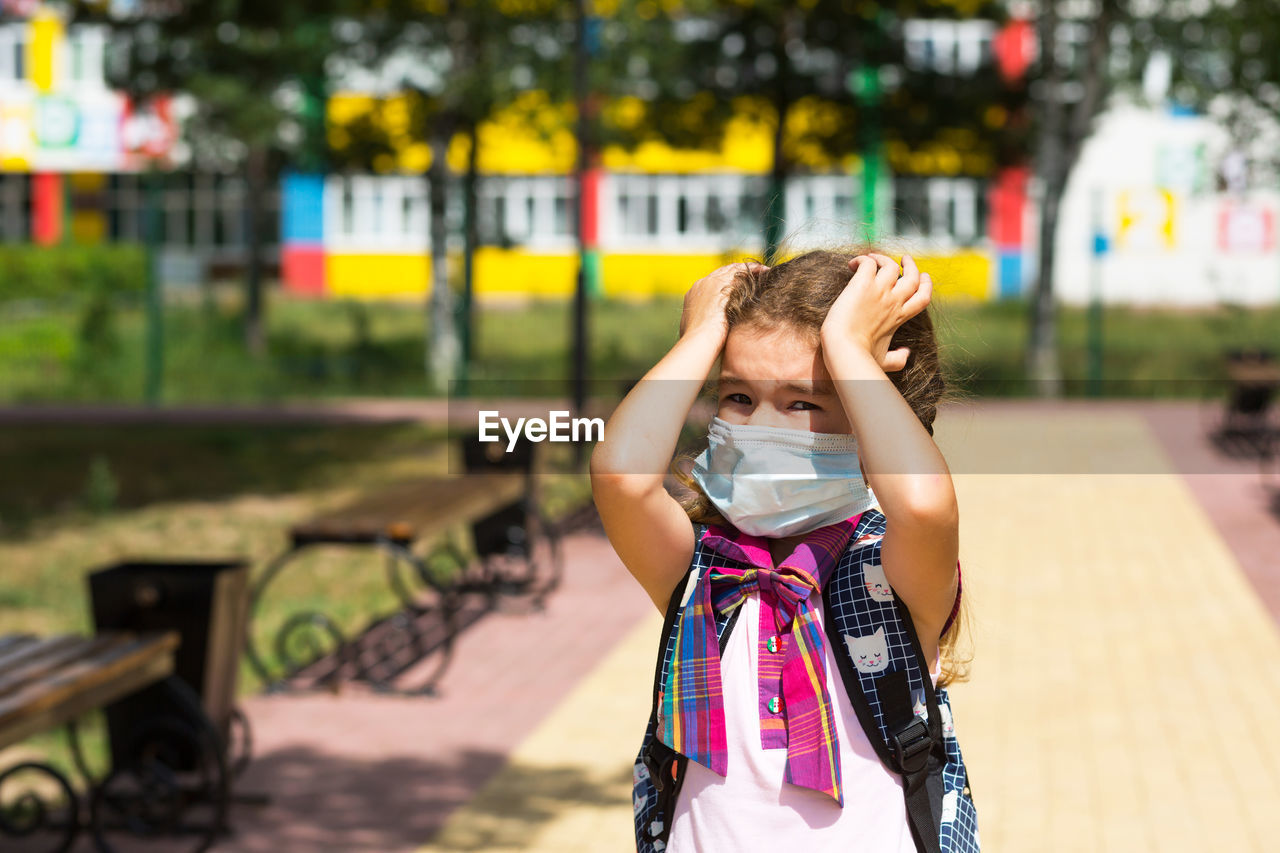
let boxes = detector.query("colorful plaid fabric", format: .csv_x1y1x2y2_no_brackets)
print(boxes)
658,515,859,806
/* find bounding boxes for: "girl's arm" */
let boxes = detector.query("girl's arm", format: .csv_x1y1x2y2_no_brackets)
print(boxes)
591,262,764,612
820,254,960,642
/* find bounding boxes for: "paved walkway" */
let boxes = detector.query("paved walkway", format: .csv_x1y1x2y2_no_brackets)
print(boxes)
219,530,655,853
414,399,1280,852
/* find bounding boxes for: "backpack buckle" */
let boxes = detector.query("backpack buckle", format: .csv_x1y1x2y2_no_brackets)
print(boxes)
889,717,931,774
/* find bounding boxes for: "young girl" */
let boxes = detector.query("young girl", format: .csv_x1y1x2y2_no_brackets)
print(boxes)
590,248,976,852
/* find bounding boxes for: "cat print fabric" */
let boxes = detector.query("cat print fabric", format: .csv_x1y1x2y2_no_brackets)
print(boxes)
845,626,891,674
862,561,895,602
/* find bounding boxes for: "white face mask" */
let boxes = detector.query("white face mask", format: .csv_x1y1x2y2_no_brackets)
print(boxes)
690,416,878,538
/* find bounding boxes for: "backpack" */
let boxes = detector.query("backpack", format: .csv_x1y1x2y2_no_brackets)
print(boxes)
631,508,980,853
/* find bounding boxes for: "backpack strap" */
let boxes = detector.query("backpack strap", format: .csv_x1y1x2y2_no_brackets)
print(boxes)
823,509,947,853
640,535,700,842
879,669,945,853
636,522,744,850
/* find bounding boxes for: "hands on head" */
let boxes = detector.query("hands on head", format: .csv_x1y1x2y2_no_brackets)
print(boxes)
679,253,932,374
678,260,769,340
820,253,932,374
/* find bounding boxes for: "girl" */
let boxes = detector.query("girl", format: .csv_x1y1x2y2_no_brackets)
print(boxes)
590,248,975,852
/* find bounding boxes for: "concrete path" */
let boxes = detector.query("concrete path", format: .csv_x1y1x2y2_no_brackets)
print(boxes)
413,399,1280,852
219,529,655,853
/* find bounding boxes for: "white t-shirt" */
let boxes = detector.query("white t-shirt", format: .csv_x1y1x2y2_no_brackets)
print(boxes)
666,593,939,852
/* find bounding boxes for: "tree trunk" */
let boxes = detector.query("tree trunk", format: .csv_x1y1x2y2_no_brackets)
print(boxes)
1028,0,1117,397
766,102,787,263
764,9,794,262
243,146,268,357
461,117,479,378
1029,172,1064,395
426,128,460,394
1027,1,1064,396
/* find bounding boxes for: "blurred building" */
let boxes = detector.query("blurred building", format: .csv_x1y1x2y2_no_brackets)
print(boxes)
285,11,1034,305
0,2,277,283
7,2,1273,307
1054,102,1280,306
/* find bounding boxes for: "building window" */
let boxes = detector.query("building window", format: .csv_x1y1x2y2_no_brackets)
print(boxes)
892,176,986,246
903,19,996,76
0,173,30,242
0,25,27,85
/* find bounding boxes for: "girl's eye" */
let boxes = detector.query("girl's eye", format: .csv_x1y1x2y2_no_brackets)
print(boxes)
790,400,820,411
724,393,751,405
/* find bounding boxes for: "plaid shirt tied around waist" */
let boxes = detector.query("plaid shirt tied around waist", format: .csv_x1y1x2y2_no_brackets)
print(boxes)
658,515,859,806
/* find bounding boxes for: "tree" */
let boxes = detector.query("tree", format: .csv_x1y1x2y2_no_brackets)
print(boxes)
344,0,738,391
346,0,581,392
1023,0,1123,395
1021,0,1280,394
1141,0,1280,183
614,1,1014,258
74,0,358,357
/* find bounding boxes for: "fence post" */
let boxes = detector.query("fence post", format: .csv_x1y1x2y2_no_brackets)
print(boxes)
144,167,164,406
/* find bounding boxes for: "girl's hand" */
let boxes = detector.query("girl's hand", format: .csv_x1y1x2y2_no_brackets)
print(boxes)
820,253,932,373
679,261,768,341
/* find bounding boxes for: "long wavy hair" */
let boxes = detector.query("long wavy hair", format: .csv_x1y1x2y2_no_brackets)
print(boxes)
669,244,972,686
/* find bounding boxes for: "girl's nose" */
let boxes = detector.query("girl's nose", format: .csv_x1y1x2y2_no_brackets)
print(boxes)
745,409,791,430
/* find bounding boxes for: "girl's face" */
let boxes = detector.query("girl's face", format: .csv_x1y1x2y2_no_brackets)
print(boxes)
716,322,852,435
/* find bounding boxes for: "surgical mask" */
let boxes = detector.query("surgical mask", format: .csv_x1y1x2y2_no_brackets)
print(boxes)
689,416,878,538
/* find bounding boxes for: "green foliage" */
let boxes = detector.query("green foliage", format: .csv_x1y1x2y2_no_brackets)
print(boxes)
1,291,1277,404
0,245,146,304
72,2,363,170
1129,0,1280,176
610,0,1021,171
82,455,120,515
70,293,127,398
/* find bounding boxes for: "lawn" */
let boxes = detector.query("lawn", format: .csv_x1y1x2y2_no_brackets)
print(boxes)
3,284,1277,404
0,421,591,645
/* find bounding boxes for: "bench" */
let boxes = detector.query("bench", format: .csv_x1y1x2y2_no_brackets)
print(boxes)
243,434,562,696
0,631,231,853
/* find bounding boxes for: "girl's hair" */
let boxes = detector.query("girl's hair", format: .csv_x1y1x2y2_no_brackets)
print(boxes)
669,244,972,686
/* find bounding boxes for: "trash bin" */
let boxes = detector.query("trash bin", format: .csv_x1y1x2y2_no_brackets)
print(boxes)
88,559,249,769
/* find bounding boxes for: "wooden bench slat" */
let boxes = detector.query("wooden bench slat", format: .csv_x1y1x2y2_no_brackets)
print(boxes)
1227,361,1280,385
291,474,526,546
0,635,90,679
0,634,123,698
0,632,180,750
0,635,35,655
0,635,60,670
0,634,170,721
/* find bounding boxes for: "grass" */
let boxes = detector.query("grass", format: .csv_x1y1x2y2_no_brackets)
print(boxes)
935,296,1280,397
0,286,686,403
4,283,1279,404
0,422,591,644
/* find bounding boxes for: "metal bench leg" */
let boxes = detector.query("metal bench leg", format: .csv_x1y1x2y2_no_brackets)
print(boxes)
88,676,230,853
357,538,461,695
528,500,566,608
243,544,307,692
249,544,355,694
273,609,352,690
0,760,80,853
